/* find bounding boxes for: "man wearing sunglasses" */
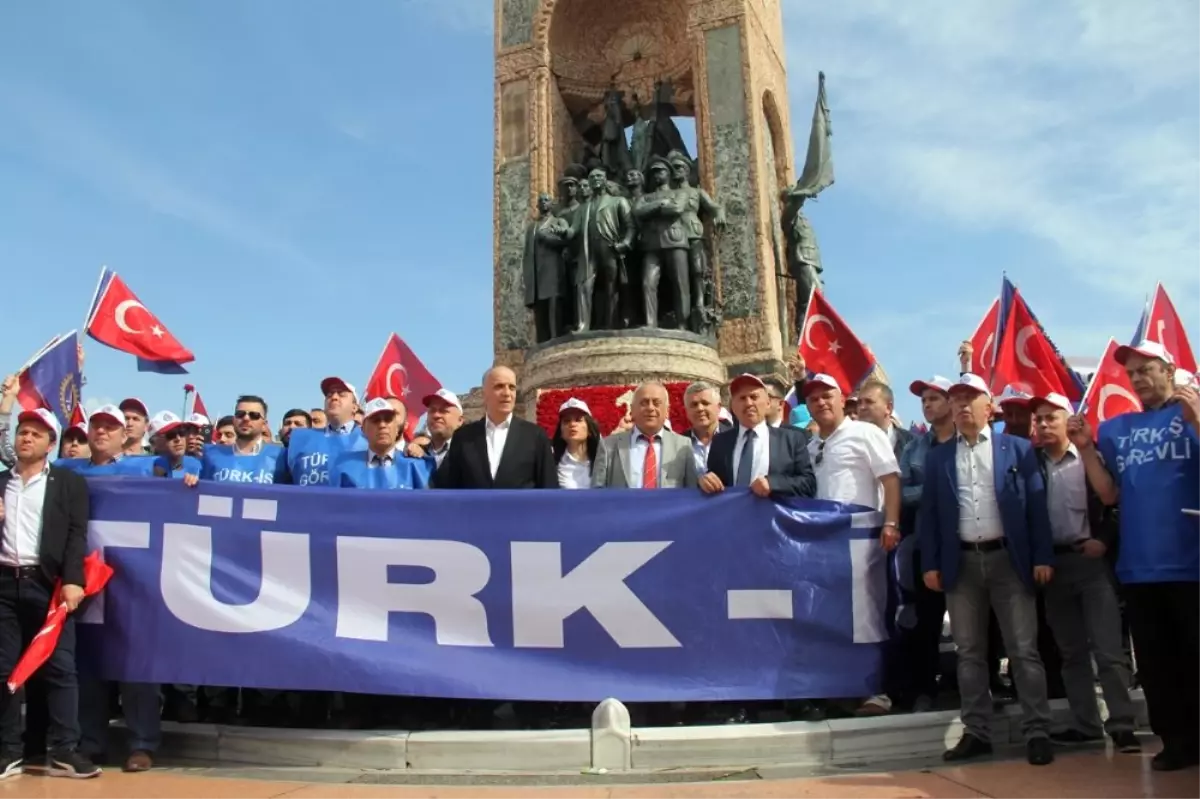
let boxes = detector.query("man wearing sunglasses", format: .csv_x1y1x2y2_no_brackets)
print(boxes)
148,412,201,482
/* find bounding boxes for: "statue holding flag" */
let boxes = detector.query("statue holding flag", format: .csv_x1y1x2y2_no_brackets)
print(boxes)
782,72,834,338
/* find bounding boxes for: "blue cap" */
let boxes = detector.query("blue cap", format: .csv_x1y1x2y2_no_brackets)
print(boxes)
789,403,812,427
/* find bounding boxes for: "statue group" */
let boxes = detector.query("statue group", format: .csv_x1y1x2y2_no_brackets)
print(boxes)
523,84,725,343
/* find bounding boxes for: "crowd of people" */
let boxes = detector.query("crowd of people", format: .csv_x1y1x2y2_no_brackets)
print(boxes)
0,335,1196,779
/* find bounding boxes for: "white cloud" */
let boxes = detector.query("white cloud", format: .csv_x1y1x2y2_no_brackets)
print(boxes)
781,0,1200,297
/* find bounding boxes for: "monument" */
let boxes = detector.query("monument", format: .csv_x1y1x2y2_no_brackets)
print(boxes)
479,0,834,431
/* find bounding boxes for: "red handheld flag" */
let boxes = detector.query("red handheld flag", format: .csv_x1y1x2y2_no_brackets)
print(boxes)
8,553,114,694
797,290,875,394
363,334,443,440
1145,284,1197,373
86,273,194,364
1080,339,1142,436
967,297,1000,379
990,289,1078,399
193,391,210,419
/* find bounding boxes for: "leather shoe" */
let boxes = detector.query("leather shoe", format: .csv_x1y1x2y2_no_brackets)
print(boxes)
1027,737,1054,766
944,734,992,762
123,750,153,772
1151,746,1199,772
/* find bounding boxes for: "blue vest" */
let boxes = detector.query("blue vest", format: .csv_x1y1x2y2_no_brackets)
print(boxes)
57,455,158,477
201,444,288,484
286,427,367,487
329,449,434,491
1098,404,1200,584
153,455,203,479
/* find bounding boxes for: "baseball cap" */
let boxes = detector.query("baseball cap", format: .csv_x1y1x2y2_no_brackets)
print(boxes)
1115,339,1175,367
948,373,991,397
320,376,359,398
89,404,127,427
64,420,88,439
423,388,462,412
185,413,211,428
729,373,767,395
16,408,61,440
1175,368,1197,388
995,384,1033,407
802,373,842,396
1031,392,1072,413
148,410,185,437
559,398,592,416
361,397,397,419
909,376,954,397
118,397,149,417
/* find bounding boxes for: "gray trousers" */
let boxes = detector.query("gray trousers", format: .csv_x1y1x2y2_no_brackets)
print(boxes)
947,549,1052,743
1043,551,1136,736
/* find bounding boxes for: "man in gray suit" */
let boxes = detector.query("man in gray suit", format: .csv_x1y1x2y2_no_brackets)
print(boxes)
592,382,698,488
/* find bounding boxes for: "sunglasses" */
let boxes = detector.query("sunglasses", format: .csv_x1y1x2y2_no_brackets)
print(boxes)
164,428,189,440
815,439,826,466
234,410,264,421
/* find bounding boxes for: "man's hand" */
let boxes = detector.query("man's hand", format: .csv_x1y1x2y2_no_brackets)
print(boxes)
1173,385,1200,428
1076,539,1107,559
1,374,17,401
957,340,973,372
923,571,942,592
1033,565,1054,585
405,441,428,458
787,354,806,381
182,474,200,488
1066,415,1094,450
749,476,771,497
880,525,901,552
61,584,85,612
698,472,725,495
613,413,634,434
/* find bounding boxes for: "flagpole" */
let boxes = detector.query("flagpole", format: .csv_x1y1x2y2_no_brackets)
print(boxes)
182,387,193,420
82,265,109,333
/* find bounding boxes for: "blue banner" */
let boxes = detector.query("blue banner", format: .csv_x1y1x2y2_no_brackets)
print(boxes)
79,480,890,701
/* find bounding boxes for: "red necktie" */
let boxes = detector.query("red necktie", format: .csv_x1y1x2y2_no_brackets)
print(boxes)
642,436,658,489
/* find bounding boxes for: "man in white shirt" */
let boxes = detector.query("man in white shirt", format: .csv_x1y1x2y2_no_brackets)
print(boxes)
803,373,901,716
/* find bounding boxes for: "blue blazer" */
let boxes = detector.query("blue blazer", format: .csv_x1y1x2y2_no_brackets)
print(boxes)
917,432,1053,591
706,425,816,498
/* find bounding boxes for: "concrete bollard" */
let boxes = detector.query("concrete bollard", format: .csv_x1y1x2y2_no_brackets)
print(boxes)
590,697,632,770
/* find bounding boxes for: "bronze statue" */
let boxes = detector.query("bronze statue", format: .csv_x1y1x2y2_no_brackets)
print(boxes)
667,152,725,333
599,89,632,179
633,156,690,329
523,193,570,343
564,177,595,333
782,73,834,333
628,81,691,175
568,168,634,331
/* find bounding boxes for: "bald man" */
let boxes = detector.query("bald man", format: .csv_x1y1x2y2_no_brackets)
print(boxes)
433,365,557,489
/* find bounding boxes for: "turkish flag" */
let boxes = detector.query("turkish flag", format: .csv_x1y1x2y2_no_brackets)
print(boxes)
1146,283,1197,372
798,290,875,394
1081,338,1142,435
86,273,194,364
968,297,1000,379
68,403,85,429
363,333,442,440
7,553,113,694
193,392,210,419
991,290,1078,400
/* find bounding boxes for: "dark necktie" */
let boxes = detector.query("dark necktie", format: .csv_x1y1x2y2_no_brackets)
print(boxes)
736,429,756,486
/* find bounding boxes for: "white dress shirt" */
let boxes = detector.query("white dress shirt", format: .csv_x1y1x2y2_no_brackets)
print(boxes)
429,439,451,468
1045,445,1089,544
955,431,1005,542
732,421,771,483
1,465,49,567
485,414,513,479
808,418,898,509
690,431,715,476
557,451,592,489
368,445,401,468
627,428,664,487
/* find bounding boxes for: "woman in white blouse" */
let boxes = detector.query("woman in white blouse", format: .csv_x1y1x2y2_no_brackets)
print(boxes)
551,398,600,489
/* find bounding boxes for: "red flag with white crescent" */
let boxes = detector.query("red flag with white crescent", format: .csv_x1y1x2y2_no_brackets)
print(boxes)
1145,283,1197,373
797,290,875,394
1081,338,1142,435
363,333,442,440
991,289,1080,400
968,297,1000,379
85,272,194,364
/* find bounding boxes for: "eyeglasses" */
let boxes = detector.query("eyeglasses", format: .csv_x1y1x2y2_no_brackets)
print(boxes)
815,439,826,466
234,410,264,421
164,428,189,440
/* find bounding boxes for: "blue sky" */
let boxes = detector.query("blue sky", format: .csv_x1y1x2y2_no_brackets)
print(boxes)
1,0,1196,426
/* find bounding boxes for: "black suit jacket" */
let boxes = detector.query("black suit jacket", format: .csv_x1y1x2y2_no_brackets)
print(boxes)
433,416,558,489
706,425,817,497
0,465,89,587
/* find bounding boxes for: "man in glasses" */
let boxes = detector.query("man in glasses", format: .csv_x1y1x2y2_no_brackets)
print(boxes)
231,398,270,453
147,412,200,482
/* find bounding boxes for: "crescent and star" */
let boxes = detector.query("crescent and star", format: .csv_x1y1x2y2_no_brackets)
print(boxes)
385,363,411,398
803,314,842,354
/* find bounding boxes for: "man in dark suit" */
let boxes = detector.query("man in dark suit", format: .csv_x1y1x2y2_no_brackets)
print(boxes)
434,365,557,489
699,374,816,498
918,374,1055,767
0,409,99,779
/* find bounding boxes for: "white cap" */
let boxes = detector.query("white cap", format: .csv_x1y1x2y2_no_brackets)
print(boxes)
909,376,954,397
361,397,398,419
803,373,842,396
718,407,734,423
729,373,767,394
186,413,211,428
1115,339,1174,366
89,404,127,427
1032,392,1072,413
423,388,462,412
996,384,1033,407
16,408,61,440
118,397,149,417
558,397,592,416
1175,368,1197,387
320,376,359,398
148,410,185,437
949,373,991,397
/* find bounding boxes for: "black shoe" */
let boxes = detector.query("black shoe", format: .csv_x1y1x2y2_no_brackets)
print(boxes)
1049,729,1103,745
47,750,101,779
0,757,22,780
1027,737,1055,766
944,734,992,762
1111,731,1141,754
1151,746,1199,772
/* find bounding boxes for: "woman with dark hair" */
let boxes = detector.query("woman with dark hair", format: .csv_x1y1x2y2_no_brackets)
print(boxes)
551,398,600,489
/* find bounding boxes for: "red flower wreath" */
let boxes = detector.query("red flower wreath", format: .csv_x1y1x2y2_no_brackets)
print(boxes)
536,382,693,438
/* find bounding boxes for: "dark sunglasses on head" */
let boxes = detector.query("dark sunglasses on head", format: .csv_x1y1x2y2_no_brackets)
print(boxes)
815,439,826,466
234,410,264,421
